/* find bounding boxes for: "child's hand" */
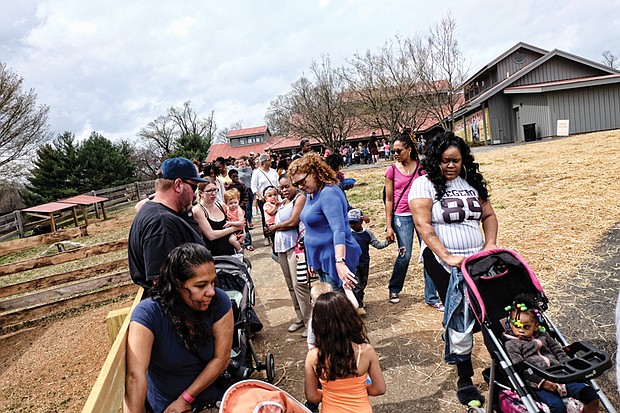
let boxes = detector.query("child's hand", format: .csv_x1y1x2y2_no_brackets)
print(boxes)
540,380,558,393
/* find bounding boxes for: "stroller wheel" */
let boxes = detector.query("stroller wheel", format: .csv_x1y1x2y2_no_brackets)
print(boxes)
466,407,484,413
265,353,275,383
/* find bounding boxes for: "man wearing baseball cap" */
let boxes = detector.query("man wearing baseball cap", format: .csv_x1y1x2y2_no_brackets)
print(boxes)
128,157,207,289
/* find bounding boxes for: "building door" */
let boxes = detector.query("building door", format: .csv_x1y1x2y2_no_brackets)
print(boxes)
513,107,523,142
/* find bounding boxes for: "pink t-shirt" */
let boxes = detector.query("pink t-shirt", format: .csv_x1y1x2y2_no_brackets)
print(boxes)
384,163,425,215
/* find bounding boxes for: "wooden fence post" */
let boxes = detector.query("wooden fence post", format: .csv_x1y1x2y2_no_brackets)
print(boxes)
91,190,100,218
135,182,141,200
15,211,24,239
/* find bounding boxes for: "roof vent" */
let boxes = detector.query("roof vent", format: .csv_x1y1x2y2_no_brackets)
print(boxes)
513,51,526,64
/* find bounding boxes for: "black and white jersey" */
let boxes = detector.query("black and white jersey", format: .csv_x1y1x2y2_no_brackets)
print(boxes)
409,175,484,269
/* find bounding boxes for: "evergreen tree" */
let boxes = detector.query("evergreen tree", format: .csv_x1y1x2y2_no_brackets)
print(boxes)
22,132,80,206
77,132,136,191
171,132,210,161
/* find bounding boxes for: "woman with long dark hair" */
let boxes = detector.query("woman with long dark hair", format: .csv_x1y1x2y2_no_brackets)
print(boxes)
304,292,385,412
124,243,234,413
409,132,498,407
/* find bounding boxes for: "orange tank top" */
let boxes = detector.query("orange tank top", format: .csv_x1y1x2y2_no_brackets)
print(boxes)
319,344,372,413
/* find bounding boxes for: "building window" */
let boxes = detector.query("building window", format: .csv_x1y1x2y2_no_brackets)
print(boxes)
240,138,246,145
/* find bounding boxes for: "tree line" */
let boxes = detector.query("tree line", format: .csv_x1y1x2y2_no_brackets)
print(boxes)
265,14,467,151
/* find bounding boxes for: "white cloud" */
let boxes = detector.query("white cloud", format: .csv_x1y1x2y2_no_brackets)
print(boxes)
0,0,618,144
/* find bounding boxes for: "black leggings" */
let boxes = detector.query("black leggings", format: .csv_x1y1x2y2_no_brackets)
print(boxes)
423,247,474,385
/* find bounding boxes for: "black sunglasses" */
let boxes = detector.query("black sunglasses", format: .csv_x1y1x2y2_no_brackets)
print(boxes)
393,148,408,155
182,179,198,192
292,173,310,188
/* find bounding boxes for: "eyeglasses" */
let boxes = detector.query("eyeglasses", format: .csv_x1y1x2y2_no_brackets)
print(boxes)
203,188,219,194
292,173,310,188
393,148,408,155
182,180,198,192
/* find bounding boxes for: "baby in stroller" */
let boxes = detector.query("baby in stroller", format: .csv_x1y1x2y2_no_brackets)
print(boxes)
503,294,599,413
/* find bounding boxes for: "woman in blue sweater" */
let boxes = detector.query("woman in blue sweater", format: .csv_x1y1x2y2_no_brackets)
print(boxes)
288,153,361,290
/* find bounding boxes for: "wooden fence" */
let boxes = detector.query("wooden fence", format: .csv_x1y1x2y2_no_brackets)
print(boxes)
0,235,137,330
0,180,155,241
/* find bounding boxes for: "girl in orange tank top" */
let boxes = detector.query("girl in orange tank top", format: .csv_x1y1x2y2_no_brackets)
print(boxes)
304,292,386,412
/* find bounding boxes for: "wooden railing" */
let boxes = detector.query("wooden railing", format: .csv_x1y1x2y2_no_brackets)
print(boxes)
0,237,136,329
82,288,144,413
0,180,155,241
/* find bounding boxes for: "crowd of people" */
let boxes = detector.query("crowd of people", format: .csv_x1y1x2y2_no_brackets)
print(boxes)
124,131,597,413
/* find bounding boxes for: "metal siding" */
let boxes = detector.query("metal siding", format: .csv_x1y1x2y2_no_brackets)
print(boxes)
546,84,620,134
514,94,551,137
514,56,607,86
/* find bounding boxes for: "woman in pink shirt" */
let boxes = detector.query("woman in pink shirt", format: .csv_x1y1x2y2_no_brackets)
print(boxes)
384,131,441,309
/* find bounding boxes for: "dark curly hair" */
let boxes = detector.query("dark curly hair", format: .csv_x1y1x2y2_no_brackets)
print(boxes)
151,243,216,359
313,292,369,381
422,132,489,201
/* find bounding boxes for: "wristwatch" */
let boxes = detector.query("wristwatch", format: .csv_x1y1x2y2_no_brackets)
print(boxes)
335,257,345,263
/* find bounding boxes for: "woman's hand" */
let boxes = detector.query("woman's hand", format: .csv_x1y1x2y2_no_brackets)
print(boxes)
336,262,357,289
264,224,276,235
483,241,497,251
163,397,191,413
443,254,465,268
385,227,395,243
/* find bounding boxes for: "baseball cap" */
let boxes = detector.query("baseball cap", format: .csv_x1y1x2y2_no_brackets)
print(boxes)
347,208,362,223
160,157,207,182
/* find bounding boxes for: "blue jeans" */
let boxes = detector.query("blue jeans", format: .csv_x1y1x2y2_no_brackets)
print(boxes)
388,215,440,304
535,382,593,413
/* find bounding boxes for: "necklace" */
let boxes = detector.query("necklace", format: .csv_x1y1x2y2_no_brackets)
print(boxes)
399,160,417,175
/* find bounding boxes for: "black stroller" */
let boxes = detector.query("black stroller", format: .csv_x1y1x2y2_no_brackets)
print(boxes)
460,249,615,413
214,256,276,385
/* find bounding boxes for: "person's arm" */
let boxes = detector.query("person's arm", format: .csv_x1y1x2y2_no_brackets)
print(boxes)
480,199,498,250
124,322,154,413
263,202,279,216
384,175,395,243
163,309,234,413
251,172,261,201
368,230,391,249
269,195,306,232
304,348,322,404
365,346,386,396
192,204,236,241
410,197,464,268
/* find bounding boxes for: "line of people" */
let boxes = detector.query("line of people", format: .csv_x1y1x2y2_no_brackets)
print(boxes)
122,131,595,413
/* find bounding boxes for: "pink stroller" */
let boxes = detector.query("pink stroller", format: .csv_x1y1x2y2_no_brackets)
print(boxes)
218,379,312,413
460,249,615,413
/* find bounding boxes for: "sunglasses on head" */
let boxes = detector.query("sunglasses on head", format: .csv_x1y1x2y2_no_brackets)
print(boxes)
292,173,310,188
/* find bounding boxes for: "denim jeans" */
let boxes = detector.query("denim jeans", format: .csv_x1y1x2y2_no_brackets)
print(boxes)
388,215,440,304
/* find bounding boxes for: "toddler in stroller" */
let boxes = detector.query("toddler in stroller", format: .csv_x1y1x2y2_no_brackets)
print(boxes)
503,294,599,413
460,248,614,413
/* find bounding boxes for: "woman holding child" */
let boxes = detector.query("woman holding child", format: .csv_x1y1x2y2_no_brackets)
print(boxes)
264,174,313,336
192,178,242,257
288,153,361,291
409,132,498,406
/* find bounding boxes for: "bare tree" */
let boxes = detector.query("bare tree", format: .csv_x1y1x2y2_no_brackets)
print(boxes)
265,94,293,136
602,50,618,69
270,55,356,150
0,63,51,173
343,37,428,138
413,13,469,131
215,120,243,144
136,101,216,171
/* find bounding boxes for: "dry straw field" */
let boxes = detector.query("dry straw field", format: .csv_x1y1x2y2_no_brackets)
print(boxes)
0,130,619,412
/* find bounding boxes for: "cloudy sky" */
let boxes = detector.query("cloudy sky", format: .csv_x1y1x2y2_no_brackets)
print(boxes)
2,0,619,143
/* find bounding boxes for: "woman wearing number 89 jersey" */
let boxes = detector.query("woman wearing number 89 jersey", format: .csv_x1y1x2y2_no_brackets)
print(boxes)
408,132,498,407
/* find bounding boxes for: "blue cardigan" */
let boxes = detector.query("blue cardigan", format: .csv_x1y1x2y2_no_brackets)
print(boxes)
300,184,361,287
